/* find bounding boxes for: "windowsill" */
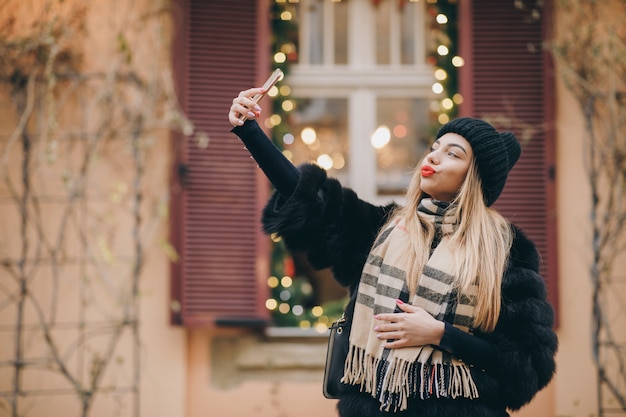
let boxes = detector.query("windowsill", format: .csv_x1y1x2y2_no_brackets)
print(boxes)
211,327,330,389
265,326,330,339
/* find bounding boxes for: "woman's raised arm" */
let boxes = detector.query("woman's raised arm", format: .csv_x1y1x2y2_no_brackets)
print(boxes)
229,88,301,199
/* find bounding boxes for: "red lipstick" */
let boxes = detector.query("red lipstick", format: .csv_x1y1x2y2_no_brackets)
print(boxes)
421,166,435,177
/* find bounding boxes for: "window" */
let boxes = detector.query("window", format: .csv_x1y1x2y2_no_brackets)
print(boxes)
281,98,349,182
171,0,557,330
266,0,438,327
284,0,437,203
375,98,432,194
294,0,425,67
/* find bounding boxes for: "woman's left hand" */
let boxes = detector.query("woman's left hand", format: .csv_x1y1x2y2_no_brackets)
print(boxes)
373,300,445,349
228,87,264,127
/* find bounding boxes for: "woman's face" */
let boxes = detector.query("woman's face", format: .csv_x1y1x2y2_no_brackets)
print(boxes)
419,132,473,202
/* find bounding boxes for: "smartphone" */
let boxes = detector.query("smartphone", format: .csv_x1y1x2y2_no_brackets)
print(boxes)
238,68,284,122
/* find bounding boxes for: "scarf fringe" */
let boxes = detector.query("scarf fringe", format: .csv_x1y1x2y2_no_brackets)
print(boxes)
342,345,479,412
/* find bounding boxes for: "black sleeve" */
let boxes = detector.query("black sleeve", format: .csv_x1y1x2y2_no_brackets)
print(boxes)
230,119,300,199
261,163,395,289
438,322,500,375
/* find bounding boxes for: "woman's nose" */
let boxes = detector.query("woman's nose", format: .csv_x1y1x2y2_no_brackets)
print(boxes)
426,151,438,164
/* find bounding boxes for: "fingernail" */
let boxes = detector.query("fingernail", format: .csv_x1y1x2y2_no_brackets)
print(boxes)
237,120,244,126
396,299,404,305
254,105,261,112
247,111,255,118
373,326,379,331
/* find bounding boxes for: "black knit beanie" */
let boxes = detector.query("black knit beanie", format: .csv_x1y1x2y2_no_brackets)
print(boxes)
436,117,521,206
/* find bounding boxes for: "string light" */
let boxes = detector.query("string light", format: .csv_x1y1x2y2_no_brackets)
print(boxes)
268,276,280,288
317,154,333,169
371,126,391,149
268,86,279,97
332,153,345,169
315,323,328,333
269,114,282,126
434,68,447,80
281,99,295,112
452,56,465,67
274,52,287,63
281,43,296,55
428,1,459,123
393,124,407,138
282,133,295,145
432,83,444,94
300,127,317,145
441,98,454,110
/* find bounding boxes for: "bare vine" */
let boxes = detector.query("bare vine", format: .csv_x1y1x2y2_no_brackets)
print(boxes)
551,0,626,415
0,1,195,416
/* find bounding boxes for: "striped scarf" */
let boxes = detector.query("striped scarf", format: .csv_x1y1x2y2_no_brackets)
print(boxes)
341,199,479,412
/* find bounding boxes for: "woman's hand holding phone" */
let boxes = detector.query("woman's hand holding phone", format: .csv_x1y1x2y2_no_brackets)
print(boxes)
229,68,284,127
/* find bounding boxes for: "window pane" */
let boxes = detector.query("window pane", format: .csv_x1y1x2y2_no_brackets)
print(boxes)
333,1,348,64
283,98,349,183
306,0,324,64
375,98,434,195
375,1,391,65
400,3,416,65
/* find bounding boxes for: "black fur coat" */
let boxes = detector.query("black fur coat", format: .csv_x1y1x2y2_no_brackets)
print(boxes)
262,163,558,417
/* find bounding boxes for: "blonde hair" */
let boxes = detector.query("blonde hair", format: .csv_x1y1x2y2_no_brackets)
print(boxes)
386,157,513,332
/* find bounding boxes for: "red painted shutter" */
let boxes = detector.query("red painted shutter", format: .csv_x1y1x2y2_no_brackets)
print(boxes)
460,0,559,319
170,0,270,326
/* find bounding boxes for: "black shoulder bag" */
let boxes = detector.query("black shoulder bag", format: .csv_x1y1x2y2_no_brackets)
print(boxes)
322,312,351,399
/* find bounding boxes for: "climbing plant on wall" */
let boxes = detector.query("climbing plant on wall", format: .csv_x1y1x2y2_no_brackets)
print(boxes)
0,2,196,416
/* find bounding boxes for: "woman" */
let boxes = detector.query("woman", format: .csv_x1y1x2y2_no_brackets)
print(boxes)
228,87,557,417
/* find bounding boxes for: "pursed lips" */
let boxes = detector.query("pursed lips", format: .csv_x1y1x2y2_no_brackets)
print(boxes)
421,166,435,177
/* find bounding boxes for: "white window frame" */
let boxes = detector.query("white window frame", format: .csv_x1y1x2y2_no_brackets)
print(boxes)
288,0,436,205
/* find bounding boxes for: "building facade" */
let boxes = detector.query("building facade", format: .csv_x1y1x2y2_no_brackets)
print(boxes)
0,0,623,416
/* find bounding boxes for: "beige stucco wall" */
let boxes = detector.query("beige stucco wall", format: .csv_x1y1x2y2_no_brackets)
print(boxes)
187,329,339,417
0,1,186,416
552,65,598,417
137,141,187,417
